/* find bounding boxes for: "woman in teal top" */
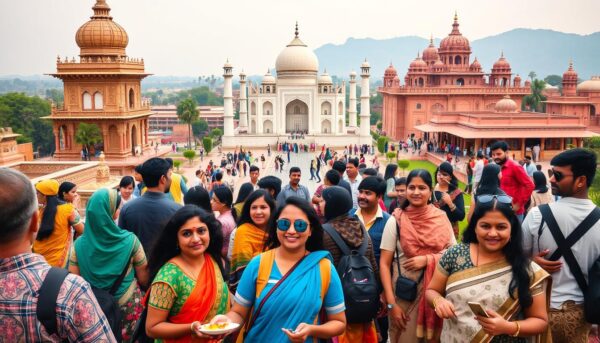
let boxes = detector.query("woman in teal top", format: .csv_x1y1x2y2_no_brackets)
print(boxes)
210,197,347,342
69,188,149,342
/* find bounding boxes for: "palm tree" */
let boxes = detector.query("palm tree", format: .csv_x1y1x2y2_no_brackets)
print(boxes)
177,98,199,149
523,79,547,112
528,71,537,81
74,123,102,159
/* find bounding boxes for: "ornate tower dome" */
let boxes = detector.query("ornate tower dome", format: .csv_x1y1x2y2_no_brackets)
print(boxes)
422,36,439,65
495,95,518,113
75,0,129,58
439,13,471,54
384,63,398,78
318,69,333,84
409,53,427,71
562,61,578,96
261,69,276,84
275,23,319,76
469,57,482,72
492,52,511,71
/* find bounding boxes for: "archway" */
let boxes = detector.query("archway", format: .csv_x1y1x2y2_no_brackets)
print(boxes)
83,92,92,110
59,125,67,150
251,119,256,134
285,99,309,133
321,101,332,115
108,125,119,152
250,102,256,116
338,101,343,116
94,92,103,109
456,78,464,86
455,55,462,65
129,88,135,109
263,101,273,116
432,103,445,113
263,120,273,134
418,78,424,87
338,119,343,133
131,125,138,155
321,119,331,134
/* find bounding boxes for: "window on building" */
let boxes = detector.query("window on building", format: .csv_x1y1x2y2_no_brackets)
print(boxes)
94,92,103,109
416,103,422,110
83,92,92,110
545,138,561,150
129,88,135,109
506,139,521,151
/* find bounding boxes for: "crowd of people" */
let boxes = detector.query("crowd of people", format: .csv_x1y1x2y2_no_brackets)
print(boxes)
1,140,599,343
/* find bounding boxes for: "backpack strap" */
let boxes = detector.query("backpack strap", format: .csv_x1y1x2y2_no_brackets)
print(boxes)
547,206,600,261
323,223,352,256
37,267,69,336
538,204,594,293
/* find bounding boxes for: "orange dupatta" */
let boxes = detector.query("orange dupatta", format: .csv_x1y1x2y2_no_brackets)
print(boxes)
399,204,454,341
166,253,217,343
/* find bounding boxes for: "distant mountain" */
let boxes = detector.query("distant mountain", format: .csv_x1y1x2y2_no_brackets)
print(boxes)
314,29,600,81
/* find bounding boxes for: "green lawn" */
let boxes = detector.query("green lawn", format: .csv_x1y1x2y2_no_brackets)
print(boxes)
399,160,472,240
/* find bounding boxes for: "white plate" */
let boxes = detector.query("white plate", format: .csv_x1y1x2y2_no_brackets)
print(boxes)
198,322,240,335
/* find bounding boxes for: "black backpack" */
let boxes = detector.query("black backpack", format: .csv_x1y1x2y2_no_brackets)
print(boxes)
323,224,379,323
539,204,600,324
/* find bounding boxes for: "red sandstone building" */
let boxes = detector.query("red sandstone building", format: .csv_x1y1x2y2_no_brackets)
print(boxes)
379,14,530,141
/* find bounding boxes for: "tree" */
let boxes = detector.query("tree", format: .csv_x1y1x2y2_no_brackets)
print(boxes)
176,98,199,149
386,151,396,162
210,128,223,139
192,119,209,136
397,160,410,175
523,79,547,112
544,74,562,87
377,136,388,155
173,159,182,172
202,136,213,153
183,150,196,166
74,123,102,154
528,71,537,81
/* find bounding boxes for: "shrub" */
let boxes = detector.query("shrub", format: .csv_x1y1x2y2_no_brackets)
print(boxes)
377,136,388,155
386,151,396,161
397,159,410,175
202,137,213,153
173,160,182,172
183,150,196,165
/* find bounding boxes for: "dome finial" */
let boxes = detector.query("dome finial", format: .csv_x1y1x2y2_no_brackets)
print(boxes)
454,11,458,22
295,21,299,38
92,0,111,19
429,34,434,45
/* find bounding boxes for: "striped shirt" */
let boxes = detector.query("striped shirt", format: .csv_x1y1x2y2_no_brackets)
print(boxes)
0,253,116,342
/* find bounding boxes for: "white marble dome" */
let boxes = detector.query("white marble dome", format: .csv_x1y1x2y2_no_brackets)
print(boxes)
275,36,319,74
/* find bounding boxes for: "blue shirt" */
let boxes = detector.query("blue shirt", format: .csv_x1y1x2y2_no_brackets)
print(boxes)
276,184,311,205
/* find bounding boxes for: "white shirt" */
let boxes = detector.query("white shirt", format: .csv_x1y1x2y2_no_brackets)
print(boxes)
344,173,363,209
473,159,484,182
522,197,600,308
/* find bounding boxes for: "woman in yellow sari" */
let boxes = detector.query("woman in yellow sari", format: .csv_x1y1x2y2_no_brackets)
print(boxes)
146,205,230,342
229,190,276,293
426,195,551,343
33,179,83,268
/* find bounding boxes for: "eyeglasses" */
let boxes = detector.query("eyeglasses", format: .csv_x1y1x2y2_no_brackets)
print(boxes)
477,194,513,205
551,169,573,182
276,218,309,233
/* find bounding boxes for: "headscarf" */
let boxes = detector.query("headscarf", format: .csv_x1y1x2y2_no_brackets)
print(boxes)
74,188,136,297
533,171,549,193
476,164,502,197
35,179,59,196
322,186,353,221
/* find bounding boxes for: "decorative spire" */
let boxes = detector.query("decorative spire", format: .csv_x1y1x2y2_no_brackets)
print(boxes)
451,11,461,35
454,11,458,22
91,0,112,19
429,34,434,46
294,21,299,38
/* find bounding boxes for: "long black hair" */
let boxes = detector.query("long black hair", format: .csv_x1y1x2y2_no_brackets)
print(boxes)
213,186,236,221
462,200,533,308
147,205,226,283
184,186,211,213
533,171,549,193
401,168,433,210
58,181,76,201
384,163,398,181
476,164,502,197
236,189,276,227
235,182,254,204
265,196,324,252
37,195,64,240
435,161,459,191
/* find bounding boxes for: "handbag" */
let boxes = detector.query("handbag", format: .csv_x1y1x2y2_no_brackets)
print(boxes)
394,222,424,302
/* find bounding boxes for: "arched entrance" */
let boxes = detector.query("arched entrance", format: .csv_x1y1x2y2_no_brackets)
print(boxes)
321,119,331,134
285,99,309,133
131,125,138,155
59,125,67,150
251,120,256,134
263,120,273,134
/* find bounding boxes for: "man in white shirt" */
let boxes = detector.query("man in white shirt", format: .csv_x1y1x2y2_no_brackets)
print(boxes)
523,155,537,178
344,157,363,209
472,152,485,194
522,148,600,343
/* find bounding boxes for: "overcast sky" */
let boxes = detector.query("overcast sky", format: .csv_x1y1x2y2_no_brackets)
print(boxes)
1,0,599,77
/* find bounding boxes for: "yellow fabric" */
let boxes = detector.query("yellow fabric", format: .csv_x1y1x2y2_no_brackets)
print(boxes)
355,206,383,231
33,203,74,268
337,322,378,343
170,173,184,205
35,179,59,196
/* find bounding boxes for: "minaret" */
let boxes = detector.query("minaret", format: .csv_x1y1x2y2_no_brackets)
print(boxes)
562,60,578,97
238,70,248,130
359,59,371,137
223,59,234,137
349,71,357,127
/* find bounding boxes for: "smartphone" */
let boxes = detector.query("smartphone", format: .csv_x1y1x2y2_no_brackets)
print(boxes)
468,302,490,318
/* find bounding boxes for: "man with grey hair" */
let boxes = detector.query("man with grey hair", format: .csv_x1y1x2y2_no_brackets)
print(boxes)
0,169,115,342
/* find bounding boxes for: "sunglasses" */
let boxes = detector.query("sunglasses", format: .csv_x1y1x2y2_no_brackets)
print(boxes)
551,169,573,182
276,218,309,233
477,194,513,205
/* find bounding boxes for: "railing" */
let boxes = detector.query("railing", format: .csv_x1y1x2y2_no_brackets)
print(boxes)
378,86,530,95
56,55,145,65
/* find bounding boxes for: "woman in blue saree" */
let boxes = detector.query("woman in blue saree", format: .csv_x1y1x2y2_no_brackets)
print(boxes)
210,197,346,342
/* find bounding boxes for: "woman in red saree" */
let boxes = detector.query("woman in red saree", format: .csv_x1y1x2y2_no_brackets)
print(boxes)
146,206,230,342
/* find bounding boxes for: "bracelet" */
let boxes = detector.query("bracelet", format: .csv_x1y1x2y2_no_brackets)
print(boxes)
512,321,521,337
432,296,444,310
449,204,457,211
191,321,199,333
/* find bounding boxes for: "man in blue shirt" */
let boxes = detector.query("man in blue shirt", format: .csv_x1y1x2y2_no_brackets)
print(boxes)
119,157,182,256
276,166,310,205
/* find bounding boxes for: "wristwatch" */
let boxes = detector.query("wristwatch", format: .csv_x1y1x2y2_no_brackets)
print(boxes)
387,303,395,310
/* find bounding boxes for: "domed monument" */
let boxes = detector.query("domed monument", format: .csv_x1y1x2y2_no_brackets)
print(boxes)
48,0,152,172
221,24,372,148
